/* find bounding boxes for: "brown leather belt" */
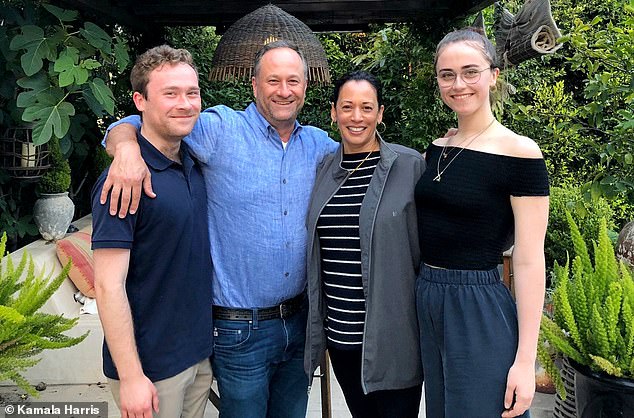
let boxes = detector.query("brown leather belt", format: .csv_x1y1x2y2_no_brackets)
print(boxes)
212,292,306,321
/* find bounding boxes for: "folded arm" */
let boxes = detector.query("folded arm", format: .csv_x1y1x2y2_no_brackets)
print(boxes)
94,248,159,418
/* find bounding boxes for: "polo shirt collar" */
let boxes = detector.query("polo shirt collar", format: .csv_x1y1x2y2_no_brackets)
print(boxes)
245,102,303,140
138,132,196,172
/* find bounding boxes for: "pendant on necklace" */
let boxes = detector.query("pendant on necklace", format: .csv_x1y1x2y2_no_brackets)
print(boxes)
433,174,441,182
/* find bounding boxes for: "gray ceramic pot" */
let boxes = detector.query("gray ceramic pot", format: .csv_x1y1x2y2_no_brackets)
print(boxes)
33,192,74,241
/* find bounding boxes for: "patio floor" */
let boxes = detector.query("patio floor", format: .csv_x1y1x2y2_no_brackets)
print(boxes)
1,370,555,418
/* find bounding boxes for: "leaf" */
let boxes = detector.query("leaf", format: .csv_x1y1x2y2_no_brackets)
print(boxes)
80,22,111,53
89,78,115,115
21,104,46,122
16,73,50,107
30,102,76,145
81,59,101,70
591,16,603,26
53,54,75,73
20,48,43,76
19,37,56,77
59,135,72,155
81,87,106,117
113,40,130,73
9,25,44,50
42,4,78,22
54,48,89,87
59,47,79,64
74,67,89,85
590,180,603,200
58,70,74,88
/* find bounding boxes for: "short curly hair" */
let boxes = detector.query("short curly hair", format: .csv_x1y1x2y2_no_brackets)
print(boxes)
130,45,198,98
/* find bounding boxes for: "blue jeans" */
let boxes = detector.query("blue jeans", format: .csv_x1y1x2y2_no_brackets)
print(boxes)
211,305,309,418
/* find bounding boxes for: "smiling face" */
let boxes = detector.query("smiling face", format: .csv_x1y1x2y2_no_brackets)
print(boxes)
133,62,201,144
332,80,384,153
252,47,307,135
435,41,499,118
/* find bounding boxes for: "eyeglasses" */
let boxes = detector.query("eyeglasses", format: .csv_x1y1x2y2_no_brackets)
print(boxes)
436,67,492,88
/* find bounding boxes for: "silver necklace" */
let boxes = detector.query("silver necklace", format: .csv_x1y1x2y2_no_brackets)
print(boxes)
433,119,496,182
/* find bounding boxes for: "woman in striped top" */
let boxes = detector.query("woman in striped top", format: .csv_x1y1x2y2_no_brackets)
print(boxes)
304,71,425,418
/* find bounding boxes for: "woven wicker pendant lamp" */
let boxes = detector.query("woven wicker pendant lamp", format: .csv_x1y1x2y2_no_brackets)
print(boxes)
209,4,330,84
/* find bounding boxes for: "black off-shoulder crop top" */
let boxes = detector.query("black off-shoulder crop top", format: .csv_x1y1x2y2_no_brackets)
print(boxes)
415,143,549,270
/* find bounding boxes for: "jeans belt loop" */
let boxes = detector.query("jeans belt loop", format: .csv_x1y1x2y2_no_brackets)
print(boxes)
252,308,259,329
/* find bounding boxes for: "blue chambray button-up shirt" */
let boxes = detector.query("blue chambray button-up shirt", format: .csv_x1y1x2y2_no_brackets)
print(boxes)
107,103,339,308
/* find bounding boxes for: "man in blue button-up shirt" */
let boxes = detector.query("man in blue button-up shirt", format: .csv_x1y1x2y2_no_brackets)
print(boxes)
101,41,338,418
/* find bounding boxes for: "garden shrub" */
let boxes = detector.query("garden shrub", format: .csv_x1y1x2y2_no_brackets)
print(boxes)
546,185,616,282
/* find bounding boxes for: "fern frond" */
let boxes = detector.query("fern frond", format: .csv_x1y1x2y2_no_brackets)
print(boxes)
540,316,585,364
566,211,592,274
590,354,623,377
590,303,610,359
0,232,86,392
603,282,623,351
554,276,585,353
537,339,566,398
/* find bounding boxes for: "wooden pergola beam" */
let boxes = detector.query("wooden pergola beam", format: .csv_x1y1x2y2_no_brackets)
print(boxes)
55,0,494,33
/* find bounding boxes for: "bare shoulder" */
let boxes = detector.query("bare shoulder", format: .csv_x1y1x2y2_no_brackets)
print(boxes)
496,127,543,159
431,137,448,147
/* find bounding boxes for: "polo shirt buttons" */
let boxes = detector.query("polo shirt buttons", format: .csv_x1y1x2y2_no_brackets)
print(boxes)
283,210,288,215
285,272,290,277
282,179,287,184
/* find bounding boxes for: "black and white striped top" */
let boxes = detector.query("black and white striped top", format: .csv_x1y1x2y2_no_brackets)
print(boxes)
317,150,380,350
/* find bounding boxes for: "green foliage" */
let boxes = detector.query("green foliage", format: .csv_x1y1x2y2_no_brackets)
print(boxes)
500,0,634,202
0,174,38,243
0,232,87,395
1,2,129,145
163,26,220,111
564,6,634,201
348,24,452,150
538,215,634,398
38,137,71,193
546,185,616,279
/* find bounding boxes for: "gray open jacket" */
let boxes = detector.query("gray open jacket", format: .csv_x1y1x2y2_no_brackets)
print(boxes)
304,138,425,394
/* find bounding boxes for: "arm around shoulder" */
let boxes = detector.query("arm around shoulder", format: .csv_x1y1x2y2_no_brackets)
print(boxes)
99,121,154,217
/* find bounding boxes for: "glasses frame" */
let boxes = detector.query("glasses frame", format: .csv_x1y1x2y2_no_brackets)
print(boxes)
436,66,493,88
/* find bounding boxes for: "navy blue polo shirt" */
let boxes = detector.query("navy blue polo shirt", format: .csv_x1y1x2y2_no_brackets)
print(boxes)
91,133,212,382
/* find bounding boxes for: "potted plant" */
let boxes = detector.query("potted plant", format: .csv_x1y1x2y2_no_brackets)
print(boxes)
0,232,87,396
538,212,634,417
32,137,74,241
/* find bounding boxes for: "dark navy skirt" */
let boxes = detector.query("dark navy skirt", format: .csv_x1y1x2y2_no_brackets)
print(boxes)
415,264,530,418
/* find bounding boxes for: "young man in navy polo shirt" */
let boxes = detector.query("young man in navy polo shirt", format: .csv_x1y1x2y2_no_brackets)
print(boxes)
91,45,213,418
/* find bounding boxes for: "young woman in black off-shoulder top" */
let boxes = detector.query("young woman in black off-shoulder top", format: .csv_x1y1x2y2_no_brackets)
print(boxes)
414,28,549,418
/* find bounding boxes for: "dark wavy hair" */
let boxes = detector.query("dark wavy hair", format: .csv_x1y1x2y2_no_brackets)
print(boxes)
331,70,383,106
